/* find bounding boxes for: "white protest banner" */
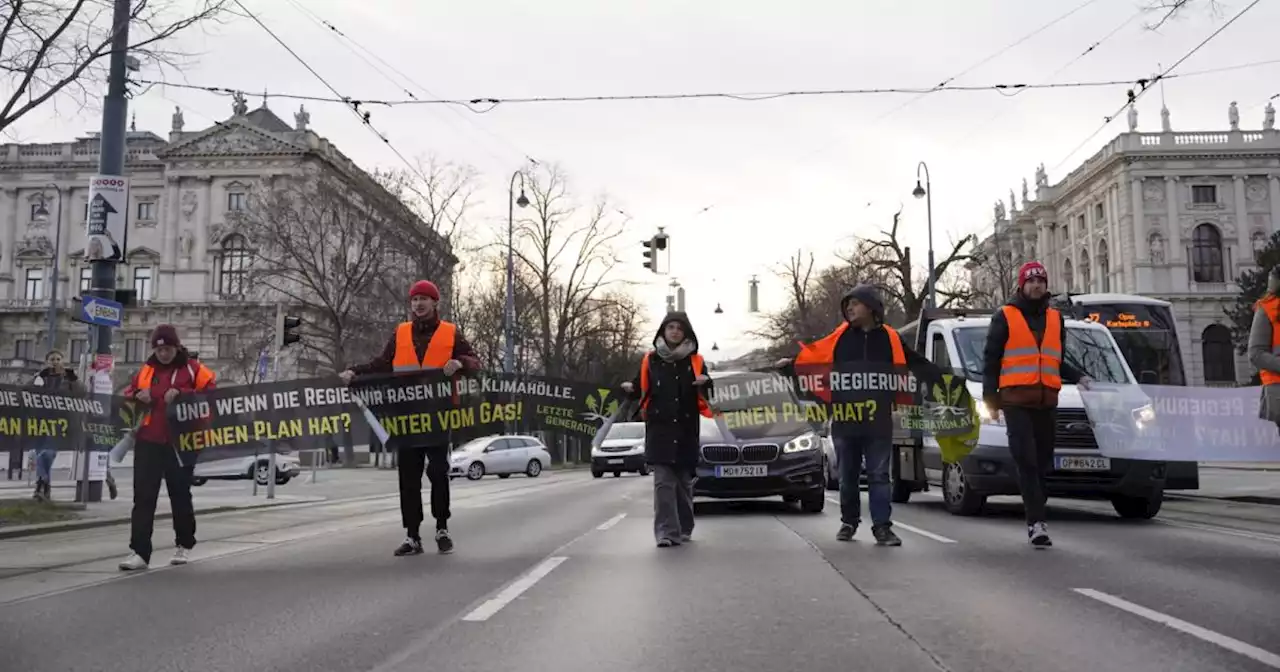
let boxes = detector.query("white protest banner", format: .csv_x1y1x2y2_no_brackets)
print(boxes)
1079,383,1280,462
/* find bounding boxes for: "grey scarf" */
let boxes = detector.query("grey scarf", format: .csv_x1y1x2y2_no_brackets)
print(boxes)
655,338,695,363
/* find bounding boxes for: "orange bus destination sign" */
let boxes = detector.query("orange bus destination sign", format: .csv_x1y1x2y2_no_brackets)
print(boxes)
1086,312,1151,329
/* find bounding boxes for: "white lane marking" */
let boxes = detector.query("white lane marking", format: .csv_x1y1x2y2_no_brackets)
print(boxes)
460,556,568,622
597,513,626,530
1073,588,1280,669
825,496,957,543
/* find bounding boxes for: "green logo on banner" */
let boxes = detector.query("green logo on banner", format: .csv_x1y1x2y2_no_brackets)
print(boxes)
582,388,620,423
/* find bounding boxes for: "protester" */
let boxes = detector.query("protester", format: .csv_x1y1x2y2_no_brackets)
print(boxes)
118,325,216,570
339,279,481,556
622,311,712,548
776,284,940,546
1248,266,1280,431
29,350,81,502
981,261,1091,548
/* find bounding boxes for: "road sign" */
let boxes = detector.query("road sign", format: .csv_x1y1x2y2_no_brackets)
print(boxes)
85,175,128,261
78,296,123,328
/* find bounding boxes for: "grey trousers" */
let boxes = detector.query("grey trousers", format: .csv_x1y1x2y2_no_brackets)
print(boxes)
652,463,694,542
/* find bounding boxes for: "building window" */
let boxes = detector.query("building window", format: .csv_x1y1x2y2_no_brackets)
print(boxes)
1192,223,1225,283
70,339,88,363
227,192,246,211
125,338,145,363
1097,239,1110,292
217,333,238,359
133,266,153,300
137,201,155,220
29,203,42,220
1192,185,1217,204
14,339,32,360
219,234,250,296
24,268,44,300
79,267,92,293
1079,249,1092,292
1201,324,1236,384
1062,258,1074,292
1094,203,1104,222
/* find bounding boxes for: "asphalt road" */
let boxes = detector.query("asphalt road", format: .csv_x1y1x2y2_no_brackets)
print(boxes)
1,472,1278,672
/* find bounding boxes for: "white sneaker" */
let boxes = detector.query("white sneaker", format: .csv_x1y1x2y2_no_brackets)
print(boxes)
169,547,191,565
118,553,149,571
1029,522,1052,548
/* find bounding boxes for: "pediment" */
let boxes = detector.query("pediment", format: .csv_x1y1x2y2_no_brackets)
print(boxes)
158,121,306,159
126,246,162,260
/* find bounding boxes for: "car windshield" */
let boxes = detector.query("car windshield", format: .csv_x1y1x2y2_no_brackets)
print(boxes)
953,325,1131,384
605,423,645,440
454,438,489,453
705,371,820,440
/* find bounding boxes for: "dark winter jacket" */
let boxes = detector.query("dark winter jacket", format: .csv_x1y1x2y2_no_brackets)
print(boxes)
123,347,217,450
982,291,1085,410
350,313,482,376
30,368,81,450
626,312,712,468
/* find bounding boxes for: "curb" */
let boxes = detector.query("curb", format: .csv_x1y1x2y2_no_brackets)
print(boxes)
0,499,313,541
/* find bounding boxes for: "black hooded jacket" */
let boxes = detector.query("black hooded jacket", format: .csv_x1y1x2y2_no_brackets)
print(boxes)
626,311,712,467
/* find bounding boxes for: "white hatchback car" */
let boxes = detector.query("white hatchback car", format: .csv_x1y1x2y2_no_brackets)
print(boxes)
191,451,301,486
449,435,553,480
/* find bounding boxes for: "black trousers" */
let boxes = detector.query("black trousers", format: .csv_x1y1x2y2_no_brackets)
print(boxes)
397,445,451,538
1003,406,1057,525
130,440,197,562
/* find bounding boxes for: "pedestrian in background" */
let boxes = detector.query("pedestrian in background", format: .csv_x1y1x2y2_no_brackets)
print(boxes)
622,312,713,548
981,261,1091,548
1248,266,1280,431
118,325,217,570
340,279,481,556
29,350,81,502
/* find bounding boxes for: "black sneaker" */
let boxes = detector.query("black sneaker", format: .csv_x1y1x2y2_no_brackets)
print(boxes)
836,523,857,542
872,524,902,547
435,529,454,554
394,537,424,556
1029,522,1052,548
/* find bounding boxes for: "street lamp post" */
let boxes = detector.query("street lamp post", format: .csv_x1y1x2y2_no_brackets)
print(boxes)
912,162,936,310
32,186,64,353
505,171,530,375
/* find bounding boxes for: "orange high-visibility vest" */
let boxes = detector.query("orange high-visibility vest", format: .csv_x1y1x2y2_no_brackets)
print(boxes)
639,351,713,419
998,305,1062,390
391,321,456,371
135,362,215,426
1255,296,1280,385
793,322,911,405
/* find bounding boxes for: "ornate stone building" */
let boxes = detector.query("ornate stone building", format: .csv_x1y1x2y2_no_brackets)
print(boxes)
969,101,1280,386
0,97,453,385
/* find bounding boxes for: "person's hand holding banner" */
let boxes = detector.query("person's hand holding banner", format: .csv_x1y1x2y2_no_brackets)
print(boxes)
443,359,462,376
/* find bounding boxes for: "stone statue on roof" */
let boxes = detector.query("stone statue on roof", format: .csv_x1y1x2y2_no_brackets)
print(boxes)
232,91,248,116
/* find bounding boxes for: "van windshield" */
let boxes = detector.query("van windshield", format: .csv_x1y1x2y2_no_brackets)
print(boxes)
952,325,1131,384
605,423,645,440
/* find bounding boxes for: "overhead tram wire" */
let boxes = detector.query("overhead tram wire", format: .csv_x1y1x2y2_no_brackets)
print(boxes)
283,0,536,167
229,0,465,223
1046,0,1266,176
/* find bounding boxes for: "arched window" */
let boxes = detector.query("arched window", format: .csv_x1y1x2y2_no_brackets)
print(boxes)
218,234,250,297
1097,239,1110,292
1192,223,1224,283
1201,324,1236,384
1079,249,1092,293
1062,258,1074,292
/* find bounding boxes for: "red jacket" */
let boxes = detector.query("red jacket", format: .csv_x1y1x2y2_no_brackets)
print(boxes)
123,349,216,445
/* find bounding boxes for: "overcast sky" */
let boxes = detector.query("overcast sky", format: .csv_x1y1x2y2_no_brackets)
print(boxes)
11,0,1280,360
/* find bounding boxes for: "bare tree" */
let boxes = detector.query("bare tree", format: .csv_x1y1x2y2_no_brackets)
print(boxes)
0,0,232,136
219,331,274,386
229,170,402,372
513,163,626,377
858,208,976,317
963,230,1021,309
1146,0,1223,30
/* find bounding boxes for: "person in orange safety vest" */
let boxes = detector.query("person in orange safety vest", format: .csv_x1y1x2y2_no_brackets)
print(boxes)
775,284,941,547
621,311,713,548
340,280,481,557
1248,266,1280,428
981,261,1092,549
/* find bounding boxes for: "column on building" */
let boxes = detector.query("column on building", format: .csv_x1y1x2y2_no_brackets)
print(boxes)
1165,176,1187,292
1130,177,1147,291
164,175,180,268
197,176,212,294
1234,175,1249,281
52,186,70,303
1108,182,1122,292
2,188,18,283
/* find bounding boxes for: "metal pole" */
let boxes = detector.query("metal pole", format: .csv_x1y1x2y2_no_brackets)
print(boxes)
44,188,62,353
503,171,522,376
917,161,937,310
82,0,131,504
267,350,278,499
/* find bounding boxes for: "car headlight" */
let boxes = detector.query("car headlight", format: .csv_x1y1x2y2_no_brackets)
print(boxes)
783,432,818,453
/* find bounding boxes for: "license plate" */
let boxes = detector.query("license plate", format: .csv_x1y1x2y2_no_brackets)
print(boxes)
607,459,624,465
1056,456,1111,471
715,465,767,478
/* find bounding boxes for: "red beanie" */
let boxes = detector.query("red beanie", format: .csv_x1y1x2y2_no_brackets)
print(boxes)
409,280,440,301
1018,261,1048,288
150,324,180,348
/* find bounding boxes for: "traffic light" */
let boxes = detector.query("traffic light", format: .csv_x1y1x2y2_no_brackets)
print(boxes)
274,304,303,350
641,228,671,274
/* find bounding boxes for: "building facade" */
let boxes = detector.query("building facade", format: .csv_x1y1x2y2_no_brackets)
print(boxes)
0,97,452,385
970,101,1280,386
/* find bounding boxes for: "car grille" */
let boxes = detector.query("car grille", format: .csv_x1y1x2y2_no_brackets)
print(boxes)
599,445,635,453
741,444,780,463
701,444,739,464
1055,409,1099,450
